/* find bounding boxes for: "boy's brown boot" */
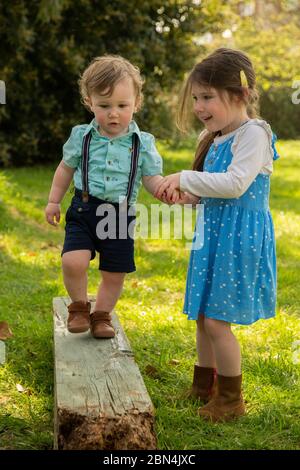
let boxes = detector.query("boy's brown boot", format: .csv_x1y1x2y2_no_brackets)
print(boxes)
188,365,217,403
90,310,115,338
198,374,246,423
67,301,91,333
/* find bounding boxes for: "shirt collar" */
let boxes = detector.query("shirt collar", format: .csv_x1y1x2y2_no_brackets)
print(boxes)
82,118,99,136
128,120,142,141
83,118,143,143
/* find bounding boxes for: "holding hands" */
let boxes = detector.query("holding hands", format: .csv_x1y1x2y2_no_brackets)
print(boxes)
155,173,181,203
155,173,199,206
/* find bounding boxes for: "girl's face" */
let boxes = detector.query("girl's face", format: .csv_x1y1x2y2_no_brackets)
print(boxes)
191,83,248,135
87,77,138,138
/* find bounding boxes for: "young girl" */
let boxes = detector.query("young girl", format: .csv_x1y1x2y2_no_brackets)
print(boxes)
45,55,164,338
155,48,279,422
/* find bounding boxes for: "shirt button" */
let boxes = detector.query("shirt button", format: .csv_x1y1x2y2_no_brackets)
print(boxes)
110,141,113,145
77,207,83,212
108,161,112,164
106,176,110,181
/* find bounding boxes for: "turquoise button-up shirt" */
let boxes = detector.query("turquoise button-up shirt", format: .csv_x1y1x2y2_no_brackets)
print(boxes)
62,119,162,204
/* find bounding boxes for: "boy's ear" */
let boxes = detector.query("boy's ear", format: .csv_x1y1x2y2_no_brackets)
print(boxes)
134,96,141,113
84,97,93,112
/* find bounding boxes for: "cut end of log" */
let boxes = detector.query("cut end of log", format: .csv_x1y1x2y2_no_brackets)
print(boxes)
57,409,157,450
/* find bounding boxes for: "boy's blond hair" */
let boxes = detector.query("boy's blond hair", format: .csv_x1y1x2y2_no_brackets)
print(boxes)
79,55,144,112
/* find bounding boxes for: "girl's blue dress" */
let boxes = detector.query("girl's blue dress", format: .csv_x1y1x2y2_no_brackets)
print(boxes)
183,120,279,325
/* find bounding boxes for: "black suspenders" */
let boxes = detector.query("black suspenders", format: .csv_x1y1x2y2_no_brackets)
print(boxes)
80,131,140,205
81,130,92,203
126,133,140,205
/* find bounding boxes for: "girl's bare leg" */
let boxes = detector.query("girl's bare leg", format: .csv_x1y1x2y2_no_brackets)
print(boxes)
203,318,241,376
196,314,217,368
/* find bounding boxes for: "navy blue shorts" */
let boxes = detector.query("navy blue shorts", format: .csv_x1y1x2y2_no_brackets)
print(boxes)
61,190,136,273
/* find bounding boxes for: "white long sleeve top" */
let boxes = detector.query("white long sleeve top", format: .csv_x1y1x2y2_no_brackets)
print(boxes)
180,119,276,199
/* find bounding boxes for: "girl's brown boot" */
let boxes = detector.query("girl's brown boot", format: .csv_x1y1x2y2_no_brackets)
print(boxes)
198,373,246,422
188,365,217,403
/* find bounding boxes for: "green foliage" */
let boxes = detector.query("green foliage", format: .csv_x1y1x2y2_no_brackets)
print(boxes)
0,0,222,166
233,17,300,139
200,0,300,139
260,87,300,139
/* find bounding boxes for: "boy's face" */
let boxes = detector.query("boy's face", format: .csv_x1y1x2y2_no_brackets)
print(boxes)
191,83,246,135
87,77,138,139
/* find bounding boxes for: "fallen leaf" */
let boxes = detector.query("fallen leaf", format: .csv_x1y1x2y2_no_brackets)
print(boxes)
16,383,26,393
16,384,32,395
169,359,180,366
0,322,13,340
144,364,160,378
0,396,10,405
41,241,59,249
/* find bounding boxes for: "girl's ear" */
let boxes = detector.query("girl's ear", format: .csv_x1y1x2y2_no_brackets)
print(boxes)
233,91,249,104
242,88,250,99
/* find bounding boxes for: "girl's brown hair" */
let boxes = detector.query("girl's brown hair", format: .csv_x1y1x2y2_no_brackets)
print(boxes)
79,55,144,112
177,48,259,171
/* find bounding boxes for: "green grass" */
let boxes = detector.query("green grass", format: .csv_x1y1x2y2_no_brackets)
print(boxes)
0,139,300,450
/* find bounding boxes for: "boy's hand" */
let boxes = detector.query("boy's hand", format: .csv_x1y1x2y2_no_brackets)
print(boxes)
154,173,181,201
162,188,181,204
45,202,61,226
160,190,200,206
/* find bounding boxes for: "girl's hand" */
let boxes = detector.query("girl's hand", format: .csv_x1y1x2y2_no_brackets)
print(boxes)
177,192,200,206
154,173,181,201
45,202,61,226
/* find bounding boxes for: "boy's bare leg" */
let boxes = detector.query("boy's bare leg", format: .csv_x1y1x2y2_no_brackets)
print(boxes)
62,250,91,302
94,271,126,312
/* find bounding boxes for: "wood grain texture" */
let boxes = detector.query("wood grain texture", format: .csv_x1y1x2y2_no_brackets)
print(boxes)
53,297,156,450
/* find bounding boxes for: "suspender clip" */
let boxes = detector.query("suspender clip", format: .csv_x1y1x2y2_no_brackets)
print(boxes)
82,191,89,203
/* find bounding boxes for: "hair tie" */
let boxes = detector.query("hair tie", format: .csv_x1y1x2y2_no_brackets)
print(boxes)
240,70,248,88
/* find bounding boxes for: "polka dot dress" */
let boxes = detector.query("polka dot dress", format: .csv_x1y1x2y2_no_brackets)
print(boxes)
183,124,279,325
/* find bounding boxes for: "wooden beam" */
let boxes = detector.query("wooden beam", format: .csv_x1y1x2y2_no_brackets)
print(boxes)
53,297,156,450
